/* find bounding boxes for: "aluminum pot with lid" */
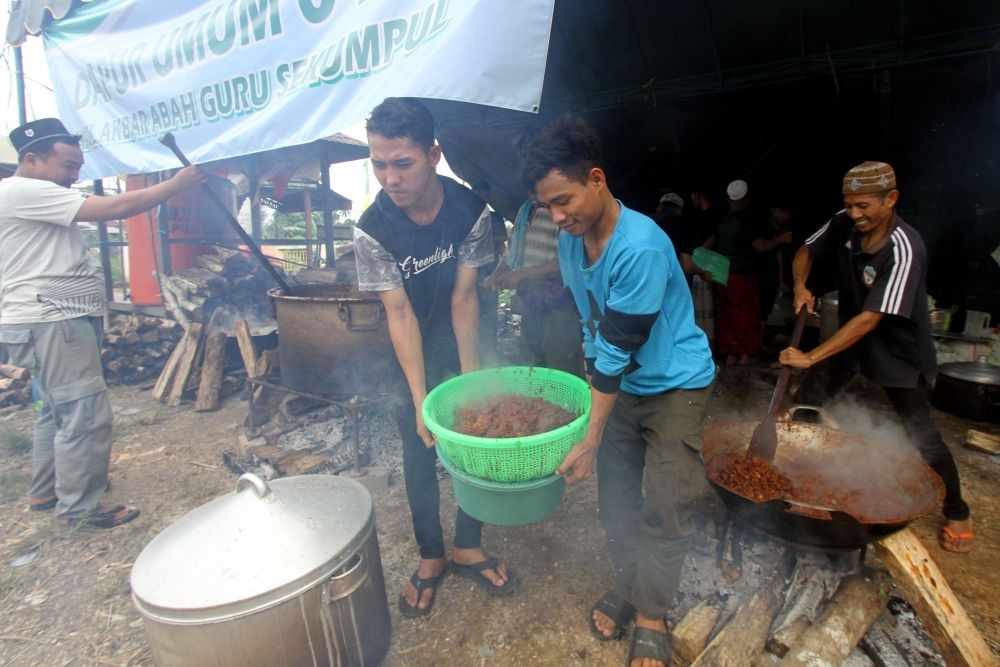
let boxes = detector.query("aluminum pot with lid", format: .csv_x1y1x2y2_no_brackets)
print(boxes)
932,356,1000,422
131,473,390,666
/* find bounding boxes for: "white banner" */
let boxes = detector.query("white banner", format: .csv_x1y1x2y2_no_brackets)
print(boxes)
42,0,555,179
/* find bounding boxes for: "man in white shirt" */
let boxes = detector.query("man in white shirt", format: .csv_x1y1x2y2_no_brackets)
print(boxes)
0,118,204,529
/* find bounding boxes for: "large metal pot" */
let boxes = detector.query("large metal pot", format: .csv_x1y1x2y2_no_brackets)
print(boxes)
270,284,396,397
131,473,390,666
702,407,943,550
932,357,1000,422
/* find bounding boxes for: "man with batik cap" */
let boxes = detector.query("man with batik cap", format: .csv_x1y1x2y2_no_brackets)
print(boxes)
780,161,973,553
0,118,205,528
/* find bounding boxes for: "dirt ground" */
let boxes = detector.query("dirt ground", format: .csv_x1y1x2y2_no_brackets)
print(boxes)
0,363,997,666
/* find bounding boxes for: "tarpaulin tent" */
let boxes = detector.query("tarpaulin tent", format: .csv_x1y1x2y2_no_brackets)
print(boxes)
9,0,1000,313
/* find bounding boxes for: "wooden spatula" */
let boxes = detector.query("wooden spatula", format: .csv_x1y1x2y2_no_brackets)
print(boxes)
746,308,809,462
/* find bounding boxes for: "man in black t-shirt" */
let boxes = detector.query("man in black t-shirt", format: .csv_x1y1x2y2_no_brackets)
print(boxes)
780,161,973,553
353,99,516,616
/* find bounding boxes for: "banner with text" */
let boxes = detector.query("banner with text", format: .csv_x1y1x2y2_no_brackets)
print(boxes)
43,0,555,179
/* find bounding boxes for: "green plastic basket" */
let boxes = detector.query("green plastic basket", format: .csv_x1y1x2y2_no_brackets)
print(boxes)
422,367,591,483
437,445,566,526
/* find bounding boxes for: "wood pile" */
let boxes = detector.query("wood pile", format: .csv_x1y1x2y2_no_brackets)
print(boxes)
150,322,243,411
158,247,281,333
671,527,993,666
0,363,33,412
102,314,184,384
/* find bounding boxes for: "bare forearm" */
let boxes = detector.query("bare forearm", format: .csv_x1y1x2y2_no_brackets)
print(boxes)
385,308,427,405
76,166,204,222
792,245,813,292
801,311,882,365
583,386,617,448
451,288,480,373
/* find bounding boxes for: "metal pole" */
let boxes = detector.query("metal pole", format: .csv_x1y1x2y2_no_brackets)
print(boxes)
92,180,115,303
13,46,27,125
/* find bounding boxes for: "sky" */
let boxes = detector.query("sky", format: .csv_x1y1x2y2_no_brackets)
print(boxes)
0,11,460,218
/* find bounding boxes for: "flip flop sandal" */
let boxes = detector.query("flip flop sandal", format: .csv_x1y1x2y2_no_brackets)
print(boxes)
626,626,672,667
398,567,448,618
60,505,140,530
450,557,517,596
588,591,636,641
27,496,57,512
939,525,974,553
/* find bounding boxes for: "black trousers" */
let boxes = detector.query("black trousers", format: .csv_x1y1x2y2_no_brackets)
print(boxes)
794,357,970,521
394,351,483,559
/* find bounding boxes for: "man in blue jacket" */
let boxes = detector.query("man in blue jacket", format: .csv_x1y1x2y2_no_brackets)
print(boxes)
520,117,715,667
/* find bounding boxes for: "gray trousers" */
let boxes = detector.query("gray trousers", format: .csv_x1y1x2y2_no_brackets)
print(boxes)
1,317,112,519
597,383,712,619
517,302,584,377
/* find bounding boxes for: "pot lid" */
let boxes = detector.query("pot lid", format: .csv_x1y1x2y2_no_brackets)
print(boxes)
939,357,1000,386
131,474,373,622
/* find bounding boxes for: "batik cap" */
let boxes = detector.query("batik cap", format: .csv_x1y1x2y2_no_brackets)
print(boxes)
842,161,897,194
9,118,77,156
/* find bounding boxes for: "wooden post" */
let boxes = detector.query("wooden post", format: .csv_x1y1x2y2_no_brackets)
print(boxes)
234,320,258,377
321,154,334,267
874,528,993,666
166,323,204,407
778,570,891,666
195,331,228,412
304,190,314,267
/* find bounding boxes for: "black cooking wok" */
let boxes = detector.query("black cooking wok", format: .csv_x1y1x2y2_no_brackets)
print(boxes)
701,406,944,550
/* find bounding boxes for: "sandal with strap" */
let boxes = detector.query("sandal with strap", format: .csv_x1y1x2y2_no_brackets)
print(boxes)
27,495,57,512
397,567,447,618
59,505,140,530
450,557,517,596
627,625,672,667
588,591,636,641
939,525,974,553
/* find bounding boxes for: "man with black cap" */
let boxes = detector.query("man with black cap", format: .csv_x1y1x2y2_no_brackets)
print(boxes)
0,118,205,529
780,161,973,553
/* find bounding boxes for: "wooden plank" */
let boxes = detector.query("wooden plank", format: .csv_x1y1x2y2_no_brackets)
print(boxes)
195,331,228,412
965,428,1000,455
673,599,722,665
874,528,994,667
166,323,203,407
691,551,797,667
151,333,190,401
778,571,890,666
234,319,258,377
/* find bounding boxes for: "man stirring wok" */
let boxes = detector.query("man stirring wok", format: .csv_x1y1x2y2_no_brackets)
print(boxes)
779,161,973,553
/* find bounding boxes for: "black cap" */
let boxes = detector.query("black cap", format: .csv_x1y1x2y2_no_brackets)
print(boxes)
9,118,77,156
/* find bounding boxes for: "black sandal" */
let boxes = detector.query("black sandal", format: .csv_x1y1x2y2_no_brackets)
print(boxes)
60,505,140,530
450,557,517,596
588,591,636,641
626,626,671,666
397,567,448,618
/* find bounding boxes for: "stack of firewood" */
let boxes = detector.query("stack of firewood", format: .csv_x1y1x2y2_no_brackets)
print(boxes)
0,363,32,412
158,247,282,333
102,314,184,384
670,525,992,666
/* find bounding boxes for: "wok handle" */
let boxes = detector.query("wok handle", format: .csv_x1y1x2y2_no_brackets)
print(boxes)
779,404,842,429
158,132,293,295
784,502,833,521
